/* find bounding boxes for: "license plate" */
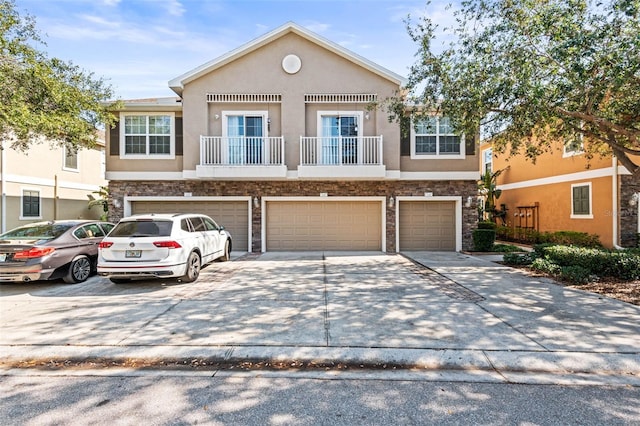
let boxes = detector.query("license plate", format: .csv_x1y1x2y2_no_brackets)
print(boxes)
125,250,141,258
0,254,6,262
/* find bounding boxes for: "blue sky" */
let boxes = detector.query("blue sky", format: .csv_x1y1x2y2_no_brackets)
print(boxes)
15,0,457,100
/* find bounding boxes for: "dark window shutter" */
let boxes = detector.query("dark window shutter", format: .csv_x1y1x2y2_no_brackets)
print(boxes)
400,115,411,156
175,117,183,156
109,121,119,156
465,134,476,156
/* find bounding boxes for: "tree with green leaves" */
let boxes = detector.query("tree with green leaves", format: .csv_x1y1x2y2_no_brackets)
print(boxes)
0,0,119,151
87,185,109,221
397,0,640,175
479,168,508,223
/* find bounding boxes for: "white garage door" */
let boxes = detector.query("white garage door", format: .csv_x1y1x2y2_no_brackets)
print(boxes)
266,201,382,251
399,201,456,251
131,200,249,251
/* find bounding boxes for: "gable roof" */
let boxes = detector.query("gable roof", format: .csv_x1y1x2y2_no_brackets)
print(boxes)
168,22,408,96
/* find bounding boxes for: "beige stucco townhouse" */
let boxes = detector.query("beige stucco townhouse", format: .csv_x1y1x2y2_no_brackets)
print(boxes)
105,22,479,252
0,138,106,233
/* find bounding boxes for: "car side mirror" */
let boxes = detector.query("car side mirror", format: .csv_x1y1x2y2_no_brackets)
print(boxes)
218,225,225,231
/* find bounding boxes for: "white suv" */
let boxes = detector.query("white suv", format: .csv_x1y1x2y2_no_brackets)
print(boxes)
97,213,232,284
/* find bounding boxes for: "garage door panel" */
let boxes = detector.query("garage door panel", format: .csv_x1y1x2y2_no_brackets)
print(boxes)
399,201,456,251
267,201,381,251
131,200,249,251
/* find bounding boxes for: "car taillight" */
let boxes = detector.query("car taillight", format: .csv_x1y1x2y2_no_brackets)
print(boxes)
99,241,114,249
153,241,182,249
13,247,56,259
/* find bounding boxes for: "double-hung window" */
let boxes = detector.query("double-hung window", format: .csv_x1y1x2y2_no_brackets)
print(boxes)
563,138,584,157
120,113,175,159
21,189,41,219
411,116,464,159
63,146,78,171
571,183,592,218
482,148,493,174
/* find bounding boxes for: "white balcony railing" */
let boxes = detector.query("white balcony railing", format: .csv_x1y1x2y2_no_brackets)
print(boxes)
300,136,383,166
200,136,285,166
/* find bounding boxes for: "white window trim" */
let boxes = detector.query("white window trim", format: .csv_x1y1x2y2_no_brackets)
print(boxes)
482,147,493,174
410,116,465,160
315,111,364,165
62,146,79,172
563,142,585,158
20,187,42,220
570,182,593,219
315,110,364,138
119,112,175,160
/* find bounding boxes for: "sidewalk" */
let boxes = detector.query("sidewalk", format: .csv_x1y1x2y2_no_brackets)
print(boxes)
1,251,639,385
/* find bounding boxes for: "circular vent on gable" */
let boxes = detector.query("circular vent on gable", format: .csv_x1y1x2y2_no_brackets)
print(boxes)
282,54,302,74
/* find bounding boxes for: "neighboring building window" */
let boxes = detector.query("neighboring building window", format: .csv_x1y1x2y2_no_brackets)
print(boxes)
120,113,175,159
482,148,493,174
571,183,592,218
21,190,41,219
411,116,464,159
63,146,78,171
563,134,584,157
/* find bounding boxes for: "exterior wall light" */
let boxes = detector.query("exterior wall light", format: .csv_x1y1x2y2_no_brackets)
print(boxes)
253,196,260,208
388,196,394,208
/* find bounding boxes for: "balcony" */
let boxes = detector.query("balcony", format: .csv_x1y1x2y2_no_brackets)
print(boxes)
196,136,287,179
298,136,385,179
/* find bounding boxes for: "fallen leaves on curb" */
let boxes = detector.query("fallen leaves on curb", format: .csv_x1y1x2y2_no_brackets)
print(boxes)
0,358,406,371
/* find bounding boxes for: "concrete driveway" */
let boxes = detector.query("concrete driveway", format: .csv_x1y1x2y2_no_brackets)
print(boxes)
1,251,639,384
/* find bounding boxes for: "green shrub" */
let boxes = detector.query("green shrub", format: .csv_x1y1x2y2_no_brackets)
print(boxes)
492,243,524,253
542,246,609,273
559,265,591,285
477,221,497,230
531,258,561,275
533,243,557,257
473,228,496,251
533,246,640,281
495,227,602,248
608,252,640,280
503,252,534,265
546,231,603,248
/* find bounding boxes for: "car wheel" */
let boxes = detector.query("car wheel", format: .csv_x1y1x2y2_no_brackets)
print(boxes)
180,251,201,283
63,256,92,284
218,240,231,262
109,278,131,284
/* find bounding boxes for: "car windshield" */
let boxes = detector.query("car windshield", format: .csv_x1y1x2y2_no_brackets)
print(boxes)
109,220,173,237
0,224,73,240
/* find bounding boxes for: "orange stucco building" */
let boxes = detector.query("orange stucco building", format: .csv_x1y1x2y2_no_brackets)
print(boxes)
480,139,640,248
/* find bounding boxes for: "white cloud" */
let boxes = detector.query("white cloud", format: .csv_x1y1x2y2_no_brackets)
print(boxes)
304,22,331,34
165,0,186,17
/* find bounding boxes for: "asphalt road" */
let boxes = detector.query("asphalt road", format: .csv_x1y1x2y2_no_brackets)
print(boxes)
2,373,639,425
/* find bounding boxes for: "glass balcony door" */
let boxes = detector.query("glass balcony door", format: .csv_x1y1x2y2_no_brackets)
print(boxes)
321,115,359,165
226,115,264,164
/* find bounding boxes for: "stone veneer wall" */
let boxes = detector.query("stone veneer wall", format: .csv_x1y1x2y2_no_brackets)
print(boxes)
108,180,479,252
620,174,640,247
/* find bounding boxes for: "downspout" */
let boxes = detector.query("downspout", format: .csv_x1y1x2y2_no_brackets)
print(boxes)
54,174,58,220
612,156,624,249
1,139,5,233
